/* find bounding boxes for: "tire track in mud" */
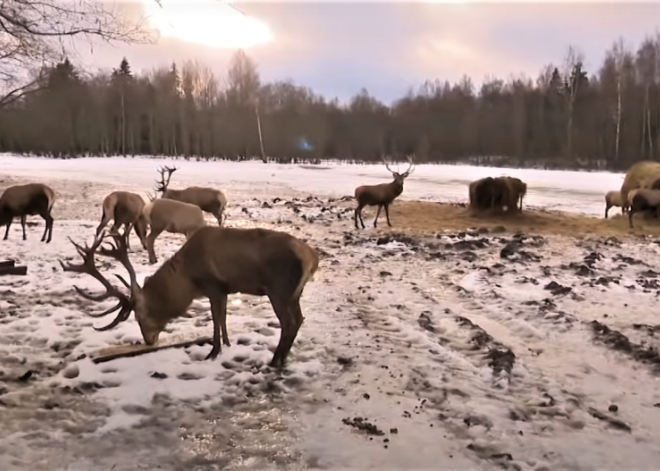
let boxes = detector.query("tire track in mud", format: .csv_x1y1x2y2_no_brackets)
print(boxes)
321,230,660,471
425,233,660,470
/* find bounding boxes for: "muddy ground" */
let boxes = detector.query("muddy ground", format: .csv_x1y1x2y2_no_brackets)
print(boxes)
1,173,660,471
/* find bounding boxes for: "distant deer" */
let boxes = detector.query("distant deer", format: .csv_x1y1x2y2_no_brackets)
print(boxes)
354,155,415,229
0,183,55,243
155,166,227,226
95,191,148,251
60,227,319,368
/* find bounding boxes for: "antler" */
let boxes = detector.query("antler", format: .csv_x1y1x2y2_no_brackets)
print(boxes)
381,154,395,174
60,231,138,331
402,154,416,176
155,165,178,193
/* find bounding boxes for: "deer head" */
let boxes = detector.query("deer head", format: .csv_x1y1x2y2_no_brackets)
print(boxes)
154,166,178,194
59,231,164,345
383,154,415,184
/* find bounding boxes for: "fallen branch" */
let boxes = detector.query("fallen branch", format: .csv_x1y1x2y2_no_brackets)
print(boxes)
91,336,212,364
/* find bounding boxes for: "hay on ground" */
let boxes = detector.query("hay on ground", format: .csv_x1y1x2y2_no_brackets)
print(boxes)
349,201,660,239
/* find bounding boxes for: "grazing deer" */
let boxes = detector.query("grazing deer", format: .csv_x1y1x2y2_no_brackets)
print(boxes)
0,183,55,243
155,166,228,226
60,228,319,368
354,155,415,229
142,194,207,264
95,191,148,250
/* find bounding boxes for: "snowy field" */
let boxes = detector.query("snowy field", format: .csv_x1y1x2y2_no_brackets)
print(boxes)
0,154,626,216
1,154,660,471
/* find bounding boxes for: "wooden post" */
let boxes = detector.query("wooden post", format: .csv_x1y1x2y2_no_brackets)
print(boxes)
0,260,27,276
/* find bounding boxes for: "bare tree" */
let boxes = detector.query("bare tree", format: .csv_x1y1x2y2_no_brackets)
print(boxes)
562,45,585,160
611,38,628,164
0,0,150,107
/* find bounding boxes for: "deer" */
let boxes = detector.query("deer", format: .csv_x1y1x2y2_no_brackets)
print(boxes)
142,194,207,264
95,191,149,251
59,227,320,368
354,154,415,229
0,183,55,243
155,166,228,226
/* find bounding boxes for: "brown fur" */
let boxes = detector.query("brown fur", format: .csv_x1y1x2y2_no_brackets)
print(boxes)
354,155,415,229
620,160,660,208
0,183,55,242
95,191,148,250
155,166,227,226
60,227,320,369
142,198,207,264
469,176,526,214
629,188,660,228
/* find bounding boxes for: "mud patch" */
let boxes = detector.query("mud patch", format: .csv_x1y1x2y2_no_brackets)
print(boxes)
590,321,660,372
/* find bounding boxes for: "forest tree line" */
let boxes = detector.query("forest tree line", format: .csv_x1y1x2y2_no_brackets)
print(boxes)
2,33,660,170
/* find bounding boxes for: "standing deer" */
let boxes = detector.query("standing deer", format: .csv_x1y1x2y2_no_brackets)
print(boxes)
0,183,55,243
95,191,148,251
59,227,320,368
155,166,227,226
354,155,415,229
142,193,207,264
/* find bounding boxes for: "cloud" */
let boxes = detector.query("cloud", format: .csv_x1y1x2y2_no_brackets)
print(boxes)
78,0,660,102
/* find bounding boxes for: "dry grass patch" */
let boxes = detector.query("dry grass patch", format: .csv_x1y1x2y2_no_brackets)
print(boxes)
346,200,660,239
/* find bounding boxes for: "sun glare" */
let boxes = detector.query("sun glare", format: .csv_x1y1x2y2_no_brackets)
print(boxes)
143,0,273,49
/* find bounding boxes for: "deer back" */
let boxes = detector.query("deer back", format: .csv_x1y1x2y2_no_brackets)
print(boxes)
0,183,55,216
356,180,403,206
165,186,226,213
174,226,317,297
144,198,205,235
104,191,145,225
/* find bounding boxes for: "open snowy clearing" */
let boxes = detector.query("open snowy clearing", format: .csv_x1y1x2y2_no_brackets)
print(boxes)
1,156,660,471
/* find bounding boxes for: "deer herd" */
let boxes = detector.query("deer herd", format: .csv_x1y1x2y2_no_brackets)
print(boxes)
0,155,534,368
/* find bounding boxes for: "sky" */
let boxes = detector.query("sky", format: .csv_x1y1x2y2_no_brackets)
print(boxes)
74,0,660,105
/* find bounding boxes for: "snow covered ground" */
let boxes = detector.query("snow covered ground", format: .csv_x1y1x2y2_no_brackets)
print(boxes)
0,153,625,216
1,154,660,471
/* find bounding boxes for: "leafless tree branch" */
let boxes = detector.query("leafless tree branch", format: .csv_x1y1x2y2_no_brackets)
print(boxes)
0,0,153,107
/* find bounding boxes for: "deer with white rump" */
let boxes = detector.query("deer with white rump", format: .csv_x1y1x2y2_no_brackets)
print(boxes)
155,166,227,226
95,191,149,250
59,227,320,368
354,154,415,229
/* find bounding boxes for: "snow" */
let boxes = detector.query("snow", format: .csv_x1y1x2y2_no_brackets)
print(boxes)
0,152,625,216
1,153,660,471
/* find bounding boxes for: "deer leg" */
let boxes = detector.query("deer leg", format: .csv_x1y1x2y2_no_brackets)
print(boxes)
123,222,133,250
39,213,49,242
268,295,304,368
206,292,229,360
354,206,361,229
373,205,382,228
45,212,54,243
384,204,392,227
95,210,112,237
146,228,163,264
20,215,27,240
215,210,224,227
2,218,11,240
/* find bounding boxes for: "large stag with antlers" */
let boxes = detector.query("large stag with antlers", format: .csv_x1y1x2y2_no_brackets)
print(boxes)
155,166,228,226
60,227,319,368
354,155,415,229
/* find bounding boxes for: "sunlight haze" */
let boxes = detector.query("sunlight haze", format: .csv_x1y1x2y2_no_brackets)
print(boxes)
75,0,660,103
142,0,273,49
